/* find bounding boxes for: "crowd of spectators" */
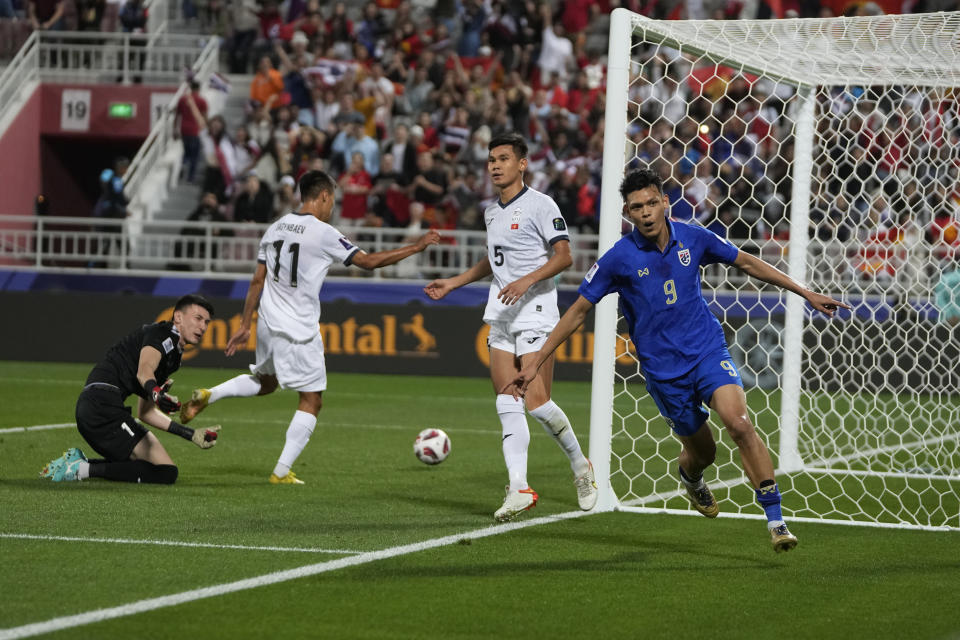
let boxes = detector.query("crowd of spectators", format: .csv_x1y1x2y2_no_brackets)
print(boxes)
164,0,958,288
3,0,958,290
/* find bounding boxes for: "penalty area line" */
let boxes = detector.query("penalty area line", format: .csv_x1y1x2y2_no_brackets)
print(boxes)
0,533,361,555
0,510,591,640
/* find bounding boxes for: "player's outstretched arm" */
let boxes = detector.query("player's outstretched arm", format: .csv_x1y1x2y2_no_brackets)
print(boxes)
352,229,440,270
424,254,493,300
498,239,573,305
136,395,220,449
226,262,267,356
733,250,850,317
500,295,595,398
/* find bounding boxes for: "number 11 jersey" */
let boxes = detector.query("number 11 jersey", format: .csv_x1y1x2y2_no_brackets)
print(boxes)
257,211,360,342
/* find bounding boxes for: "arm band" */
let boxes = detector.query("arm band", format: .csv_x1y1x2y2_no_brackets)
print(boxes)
167,421,195,441
143,378,158,398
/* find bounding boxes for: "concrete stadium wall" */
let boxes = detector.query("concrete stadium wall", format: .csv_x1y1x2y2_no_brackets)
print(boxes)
0,87,42,218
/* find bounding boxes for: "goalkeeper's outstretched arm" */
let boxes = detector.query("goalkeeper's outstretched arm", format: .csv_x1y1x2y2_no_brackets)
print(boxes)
501,295,596,398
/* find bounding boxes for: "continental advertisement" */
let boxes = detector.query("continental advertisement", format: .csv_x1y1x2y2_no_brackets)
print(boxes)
4,291,954,392
1,292,640,381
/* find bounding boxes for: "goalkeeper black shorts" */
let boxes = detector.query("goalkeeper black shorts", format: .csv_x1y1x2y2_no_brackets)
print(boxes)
75,385,148,461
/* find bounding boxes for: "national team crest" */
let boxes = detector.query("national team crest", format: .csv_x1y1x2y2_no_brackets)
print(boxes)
510,209,521,230
677,248,691,266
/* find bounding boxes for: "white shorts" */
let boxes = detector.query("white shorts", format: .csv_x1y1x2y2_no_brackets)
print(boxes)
486,320,552,357
250,322,327,392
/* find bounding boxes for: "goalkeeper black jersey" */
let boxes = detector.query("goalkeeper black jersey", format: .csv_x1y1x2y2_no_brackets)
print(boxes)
85,321,183,400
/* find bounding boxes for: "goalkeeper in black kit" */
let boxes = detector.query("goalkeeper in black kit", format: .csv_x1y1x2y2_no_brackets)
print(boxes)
40,294,221,484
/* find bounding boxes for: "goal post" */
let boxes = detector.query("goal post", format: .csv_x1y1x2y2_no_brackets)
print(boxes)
591,9,960,530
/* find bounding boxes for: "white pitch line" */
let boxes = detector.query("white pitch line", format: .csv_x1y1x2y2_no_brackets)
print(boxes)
0,423,75,434
0,509,590,640
0,419,503,437
0,533,361,555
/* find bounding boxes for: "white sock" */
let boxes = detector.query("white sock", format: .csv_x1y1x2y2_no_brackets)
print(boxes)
496,394,530,492
528,400,590,476
273,410,316,477
209,374,262,405
77,461,90,480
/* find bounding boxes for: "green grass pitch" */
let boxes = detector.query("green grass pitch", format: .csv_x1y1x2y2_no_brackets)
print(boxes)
1,361,958,639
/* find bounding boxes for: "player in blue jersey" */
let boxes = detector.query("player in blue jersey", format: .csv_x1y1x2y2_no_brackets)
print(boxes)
505,168,850,552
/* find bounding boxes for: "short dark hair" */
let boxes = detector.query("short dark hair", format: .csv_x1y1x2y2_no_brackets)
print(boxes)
299,170,337,202
174,293,214,317
620,168,663,199
488,132,528,160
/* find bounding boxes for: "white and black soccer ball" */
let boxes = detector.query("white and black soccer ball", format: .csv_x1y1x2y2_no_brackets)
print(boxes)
414,428,451,465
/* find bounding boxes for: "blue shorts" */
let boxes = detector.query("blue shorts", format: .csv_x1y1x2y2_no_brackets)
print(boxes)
645,348,743,437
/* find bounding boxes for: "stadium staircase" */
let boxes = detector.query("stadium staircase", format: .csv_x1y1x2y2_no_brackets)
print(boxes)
150,74,252,223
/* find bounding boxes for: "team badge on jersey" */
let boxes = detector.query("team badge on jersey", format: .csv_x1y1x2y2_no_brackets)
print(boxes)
510,209,521,230
677,248,691,266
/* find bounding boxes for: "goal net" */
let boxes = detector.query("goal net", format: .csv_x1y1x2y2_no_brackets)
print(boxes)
589,9,960,530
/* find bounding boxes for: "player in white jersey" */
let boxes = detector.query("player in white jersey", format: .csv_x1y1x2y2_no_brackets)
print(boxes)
425,132,598,521
180,171,440,484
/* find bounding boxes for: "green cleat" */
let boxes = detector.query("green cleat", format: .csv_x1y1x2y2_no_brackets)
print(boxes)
40,450,70,479
770,524,798,553
180,388,211,424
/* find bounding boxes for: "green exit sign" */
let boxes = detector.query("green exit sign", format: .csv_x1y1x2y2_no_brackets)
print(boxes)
108,102,136,119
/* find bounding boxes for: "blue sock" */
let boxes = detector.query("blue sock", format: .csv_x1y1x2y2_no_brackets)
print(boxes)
755,480,784,528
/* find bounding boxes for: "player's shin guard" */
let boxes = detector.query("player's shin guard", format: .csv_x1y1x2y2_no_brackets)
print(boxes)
89,461,178,484
496,394,530,492
209,374,262,404
755,480,785,529
273,410,316,478
528,400,589,476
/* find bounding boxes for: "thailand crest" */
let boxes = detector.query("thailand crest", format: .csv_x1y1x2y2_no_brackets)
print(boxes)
677,248,691,266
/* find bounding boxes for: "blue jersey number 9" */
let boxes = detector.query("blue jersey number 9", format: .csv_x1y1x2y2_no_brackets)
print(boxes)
721,360,738,377
664,279,677,304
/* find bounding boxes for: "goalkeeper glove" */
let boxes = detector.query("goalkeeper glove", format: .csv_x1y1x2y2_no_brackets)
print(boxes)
168,422,220,449
145,378,180,414
192,424,220,449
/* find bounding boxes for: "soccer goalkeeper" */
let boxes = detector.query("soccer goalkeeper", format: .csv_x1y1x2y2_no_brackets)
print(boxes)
40,294,221,484
505,168,850,552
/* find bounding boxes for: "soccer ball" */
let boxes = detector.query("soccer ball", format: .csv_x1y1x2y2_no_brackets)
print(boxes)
414,428,451,465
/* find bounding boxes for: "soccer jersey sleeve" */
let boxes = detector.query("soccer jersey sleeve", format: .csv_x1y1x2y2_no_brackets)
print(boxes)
696,226,740,265
142,323,175,355
578,250,619,304
536,197,570,246
318,225,361,266
257,237,267,264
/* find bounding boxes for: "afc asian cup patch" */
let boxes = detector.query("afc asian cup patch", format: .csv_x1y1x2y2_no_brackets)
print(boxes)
677,248,691,266
552,217,567,231
161,337,174,354
584,262,599,282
